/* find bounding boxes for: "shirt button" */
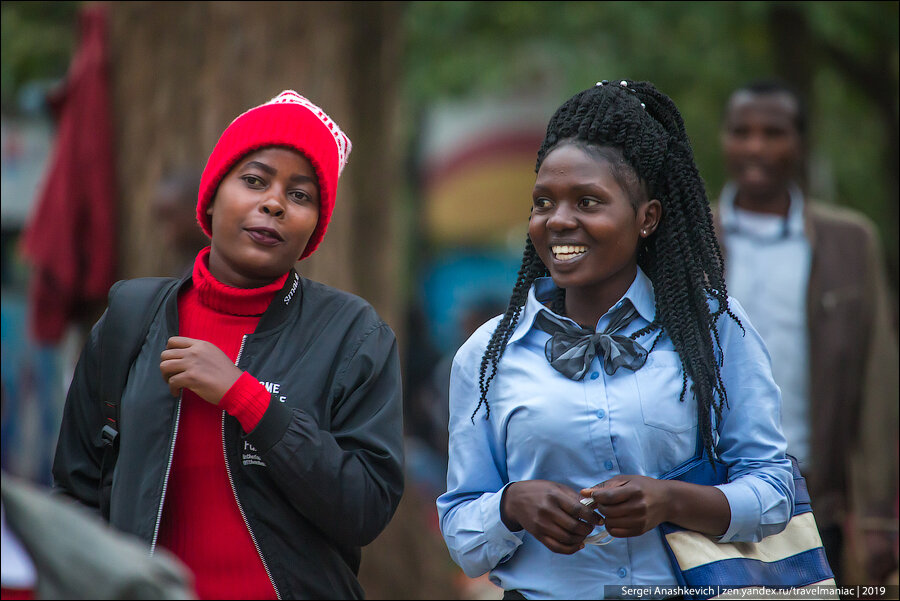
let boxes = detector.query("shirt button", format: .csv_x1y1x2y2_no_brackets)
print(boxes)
604,460,614,470
618,567,627,578
590,371,600,380
596,409,606,419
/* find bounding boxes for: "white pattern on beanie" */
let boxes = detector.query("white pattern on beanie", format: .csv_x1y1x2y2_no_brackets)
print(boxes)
232,90,352,176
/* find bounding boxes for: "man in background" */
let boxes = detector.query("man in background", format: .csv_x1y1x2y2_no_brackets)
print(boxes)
150,170,207,277
714,79,898,584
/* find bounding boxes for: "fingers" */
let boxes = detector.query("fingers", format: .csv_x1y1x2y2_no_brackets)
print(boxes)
580,477,627,503
581,476,629,495
537,499,595,536
538,498,600,554
160,342,191,397
160,358,184,397
588,481,636,507
165,336,196,349
536,517,594,554
164,372,187,397
160,348,185,362
160,337,201,397
533,497,600,554
538,534,587,555
573,498,603,526
506,480,608,554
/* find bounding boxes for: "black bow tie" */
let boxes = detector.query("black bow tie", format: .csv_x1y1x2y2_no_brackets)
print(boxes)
534,303,648,380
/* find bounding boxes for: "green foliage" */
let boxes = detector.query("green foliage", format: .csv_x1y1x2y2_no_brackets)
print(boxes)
1,1,80,113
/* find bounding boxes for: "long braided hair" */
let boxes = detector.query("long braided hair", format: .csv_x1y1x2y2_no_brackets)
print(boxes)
472,80,742,462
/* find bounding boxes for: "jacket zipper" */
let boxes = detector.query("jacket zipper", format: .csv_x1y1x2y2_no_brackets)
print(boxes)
223,335,281,598
150,393,183,554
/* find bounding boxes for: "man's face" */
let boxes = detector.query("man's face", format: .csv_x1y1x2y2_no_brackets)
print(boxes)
721,91,803,202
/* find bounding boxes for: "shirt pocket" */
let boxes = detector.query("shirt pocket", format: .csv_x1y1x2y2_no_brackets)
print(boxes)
635,350,697,433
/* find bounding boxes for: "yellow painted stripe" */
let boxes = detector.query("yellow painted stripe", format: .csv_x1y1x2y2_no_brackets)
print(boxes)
665,512,825,570
709,579,838,599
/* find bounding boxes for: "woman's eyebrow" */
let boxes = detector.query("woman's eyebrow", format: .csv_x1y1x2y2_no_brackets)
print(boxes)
242,161,316,186
289,173,317,185
243,160,276,175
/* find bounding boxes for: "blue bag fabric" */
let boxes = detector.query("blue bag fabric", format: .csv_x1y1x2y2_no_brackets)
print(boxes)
657,446,837,600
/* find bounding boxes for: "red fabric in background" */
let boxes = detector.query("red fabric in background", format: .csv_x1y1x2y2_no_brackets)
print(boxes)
19,4,117,343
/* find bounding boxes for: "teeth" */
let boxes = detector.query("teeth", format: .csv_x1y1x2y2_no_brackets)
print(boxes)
552,245,587,258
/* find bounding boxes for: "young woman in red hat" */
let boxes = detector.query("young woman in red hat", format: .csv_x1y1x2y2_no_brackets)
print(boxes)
53,91,404,600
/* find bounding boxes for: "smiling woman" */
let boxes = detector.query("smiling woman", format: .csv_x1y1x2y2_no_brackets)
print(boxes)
436,80,798,599
529,143,661,326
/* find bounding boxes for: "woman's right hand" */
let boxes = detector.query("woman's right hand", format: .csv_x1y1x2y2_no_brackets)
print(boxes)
500,480,602,554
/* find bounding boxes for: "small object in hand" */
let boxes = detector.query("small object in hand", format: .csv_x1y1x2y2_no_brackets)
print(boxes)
580,497,613,545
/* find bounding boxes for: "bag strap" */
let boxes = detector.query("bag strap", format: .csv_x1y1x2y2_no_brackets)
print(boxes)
99,277,178,447
657,423,728,485
659,422,806,515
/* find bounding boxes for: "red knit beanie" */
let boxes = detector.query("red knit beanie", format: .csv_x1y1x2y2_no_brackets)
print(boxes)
197,90,352,260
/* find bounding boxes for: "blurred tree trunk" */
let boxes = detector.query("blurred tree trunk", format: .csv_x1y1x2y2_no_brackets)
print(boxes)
769,2,899,299
767,3,813,190
107,0,404,333
768,4,814,105
817,32,900,301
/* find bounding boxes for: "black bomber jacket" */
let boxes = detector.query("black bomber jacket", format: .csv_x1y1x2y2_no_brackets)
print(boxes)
52,270,405,599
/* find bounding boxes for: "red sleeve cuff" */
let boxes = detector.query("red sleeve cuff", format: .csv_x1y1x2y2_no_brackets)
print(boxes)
219,371,270,433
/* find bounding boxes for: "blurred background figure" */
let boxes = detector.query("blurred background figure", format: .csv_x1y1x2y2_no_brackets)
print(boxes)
149,170,207,278
405,296,507,501
2,471,194,600
714,79,899,585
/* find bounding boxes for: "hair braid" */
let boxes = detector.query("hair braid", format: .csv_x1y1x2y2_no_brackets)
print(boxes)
472,235,547,421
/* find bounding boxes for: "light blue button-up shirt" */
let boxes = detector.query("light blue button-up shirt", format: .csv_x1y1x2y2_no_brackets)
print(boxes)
437,268,794,600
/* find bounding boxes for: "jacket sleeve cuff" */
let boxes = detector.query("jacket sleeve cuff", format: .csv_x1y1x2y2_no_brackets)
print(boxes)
220,371,270,433
243,390,294,454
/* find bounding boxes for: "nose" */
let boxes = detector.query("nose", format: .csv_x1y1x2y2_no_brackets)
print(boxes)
546,203,577,231
260,195,285,218
741,132,767,156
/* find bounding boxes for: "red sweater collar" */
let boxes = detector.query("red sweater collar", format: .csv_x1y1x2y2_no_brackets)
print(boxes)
191,247,289,316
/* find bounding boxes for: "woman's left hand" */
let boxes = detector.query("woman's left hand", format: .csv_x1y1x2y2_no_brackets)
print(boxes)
160,336,243,405
579,475,672,538
581,474,731,538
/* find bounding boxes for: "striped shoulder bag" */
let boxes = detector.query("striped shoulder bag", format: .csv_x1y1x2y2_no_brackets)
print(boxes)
657,442,838,600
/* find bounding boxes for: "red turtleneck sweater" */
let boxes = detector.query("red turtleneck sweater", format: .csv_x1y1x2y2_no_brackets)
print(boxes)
157,248,284,600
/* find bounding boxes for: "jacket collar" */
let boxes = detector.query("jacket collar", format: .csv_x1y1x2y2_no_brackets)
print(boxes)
163,267,303,336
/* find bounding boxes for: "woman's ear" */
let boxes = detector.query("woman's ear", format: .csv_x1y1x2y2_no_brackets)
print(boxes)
206,200,214,216
639,198,662,237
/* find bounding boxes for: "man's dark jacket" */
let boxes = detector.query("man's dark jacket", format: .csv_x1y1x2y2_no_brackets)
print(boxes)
53,270,405,600
714,201,898,532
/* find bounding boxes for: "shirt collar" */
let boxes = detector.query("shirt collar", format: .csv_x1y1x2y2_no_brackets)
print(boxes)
718,180,806,238
507,267,656,346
